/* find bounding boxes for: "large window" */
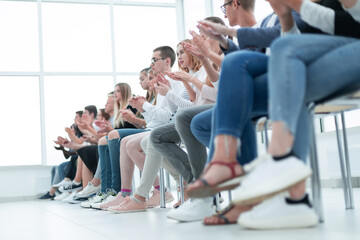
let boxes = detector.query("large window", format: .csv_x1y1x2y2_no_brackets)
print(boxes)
0,1,39,71
0,0,178,166
0,76,42,166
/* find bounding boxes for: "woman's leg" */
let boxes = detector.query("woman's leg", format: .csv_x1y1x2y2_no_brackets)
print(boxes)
135,135,165,200
191,51,269,188
81,162,93,189
98,136,111,192
108,129,146,192
74,156,83,183
269,35,360,199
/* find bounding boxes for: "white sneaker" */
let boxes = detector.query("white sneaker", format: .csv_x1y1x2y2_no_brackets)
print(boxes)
238,194,318,229
233,154,312,206
166,198,215,222
62,191,78,203
91,190,117,209
52,179,72,188
75,182,101,199
54,192,70,201
81,192,106,208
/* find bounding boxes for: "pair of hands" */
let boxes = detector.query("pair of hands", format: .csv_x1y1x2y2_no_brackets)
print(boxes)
54,136,71,148
129,96,146,112
183,30,212,61
95,119,112,134
156,71,194,96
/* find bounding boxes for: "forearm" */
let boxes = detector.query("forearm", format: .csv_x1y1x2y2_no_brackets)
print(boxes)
207,51,223,68
130,116,146,129
278,12,295,32
183,81,196,102
189,76,205,92
201,58,219,83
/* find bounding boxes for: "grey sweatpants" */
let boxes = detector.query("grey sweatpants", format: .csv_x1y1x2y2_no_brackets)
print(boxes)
150,104,213,184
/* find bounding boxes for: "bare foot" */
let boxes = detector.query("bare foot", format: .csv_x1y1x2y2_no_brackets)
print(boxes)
188,160,243,190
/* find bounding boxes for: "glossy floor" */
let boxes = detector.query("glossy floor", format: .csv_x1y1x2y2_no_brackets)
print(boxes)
1,188,359,240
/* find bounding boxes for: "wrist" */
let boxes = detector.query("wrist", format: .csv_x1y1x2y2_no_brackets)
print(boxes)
219,37,229,50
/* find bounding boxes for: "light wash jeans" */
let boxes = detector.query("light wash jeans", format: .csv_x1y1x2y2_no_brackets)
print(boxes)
98,128,147,193
269,34,360,161
192,51,269,166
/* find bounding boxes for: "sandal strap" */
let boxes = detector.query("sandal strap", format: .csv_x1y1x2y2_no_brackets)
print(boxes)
206,161,240,179
213,204,235,224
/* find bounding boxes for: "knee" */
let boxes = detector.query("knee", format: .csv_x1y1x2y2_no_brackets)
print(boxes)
126,138,138,153
108,130,119,140
140,137,148,152
98,136,108,145
174,109,191,131
271,36,299,58
149,128,161,146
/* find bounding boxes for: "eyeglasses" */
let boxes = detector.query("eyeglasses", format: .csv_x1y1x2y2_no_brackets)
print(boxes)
151,57,165,65
220,0,233,14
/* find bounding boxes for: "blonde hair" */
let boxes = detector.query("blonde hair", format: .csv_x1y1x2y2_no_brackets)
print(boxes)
177,39,202,73
114,82,132,128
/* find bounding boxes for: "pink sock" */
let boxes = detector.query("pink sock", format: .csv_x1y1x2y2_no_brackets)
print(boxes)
154,185,160,190
121,188,131,193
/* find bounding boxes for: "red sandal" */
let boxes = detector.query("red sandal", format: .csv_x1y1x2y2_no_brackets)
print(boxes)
187,161,245,198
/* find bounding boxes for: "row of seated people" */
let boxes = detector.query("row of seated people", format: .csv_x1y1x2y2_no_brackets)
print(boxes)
40,0,360,230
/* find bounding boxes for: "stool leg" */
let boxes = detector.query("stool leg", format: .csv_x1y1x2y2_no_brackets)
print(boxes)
340,112,354,209
309,105,324,222
166,171,171,192
334,114,351,209
264,120,269,149
159,167,166,208
215,194,220,211
179,175,185,205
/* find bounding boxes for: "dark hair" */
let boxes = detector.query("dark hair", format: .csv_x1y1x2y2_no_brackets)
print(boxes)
140,67,151,74
75,110,83,117
85,105,97,118
99,108,111,121
153,46,176,67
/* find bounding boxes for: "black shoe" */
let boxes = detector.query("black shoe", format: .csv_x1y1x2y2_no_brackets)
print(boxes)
60,182,82,192
63,150,77,159
39,192,55,200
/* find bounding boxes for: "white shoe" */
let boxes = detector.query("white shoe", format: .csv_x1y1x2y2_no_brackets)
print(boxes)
91,190,117,209
232,154,312,206
54,192,70,201
166,198,215,222
238,194,318,229
53,179,72,188
81,192,106,208
75,182,101,199
62,191,78,203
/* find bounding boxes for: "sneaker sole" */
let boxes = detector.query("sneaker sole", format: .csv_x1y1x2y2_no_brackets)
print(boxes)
232,167,312,206
108,208,147,214
238,213,318,229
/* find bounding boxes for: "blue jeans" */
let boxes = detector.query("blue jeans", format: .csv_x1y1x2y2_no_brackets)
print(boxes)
192,51,269,166
269,34,360,161
98,128,147,193
51,161,69,186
